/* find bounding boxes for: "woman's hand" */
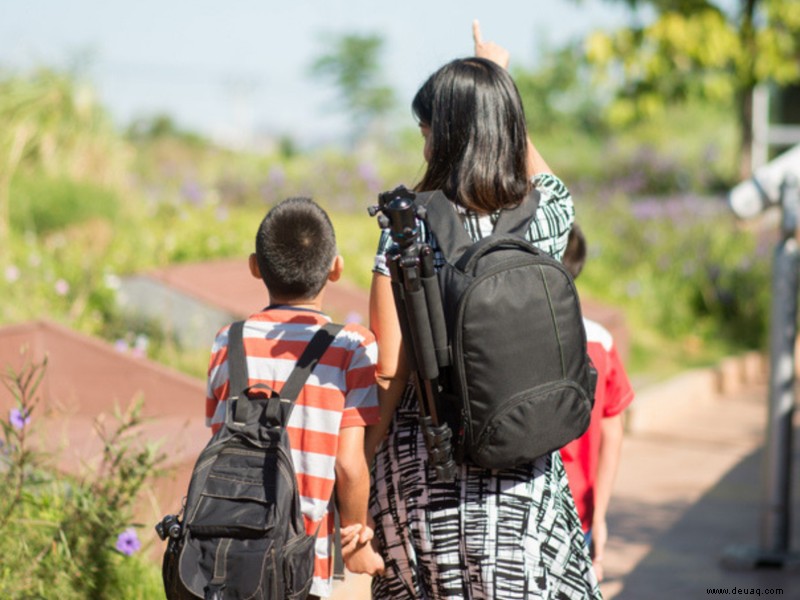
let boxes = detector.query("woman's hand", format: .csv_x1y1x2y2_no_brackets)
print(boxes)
340,523,385,576
473,20,510,69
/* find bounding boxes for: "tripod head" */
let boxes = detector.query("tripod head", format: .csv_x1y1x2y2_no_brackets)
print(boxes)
369,185,426,250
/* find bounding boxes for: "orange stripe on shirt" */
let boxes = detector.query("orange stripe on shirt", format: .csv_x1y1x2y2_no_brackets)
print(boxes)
296,472,336,503
241,337,353,366
346,364,378,390
314,553,332,579
286,427,340,456
306,512,334,537
341,405,380,428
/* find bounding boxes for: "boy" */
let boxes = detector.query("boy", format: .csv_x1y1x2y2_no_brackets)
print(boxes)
561,224,635,582
204,197,384,598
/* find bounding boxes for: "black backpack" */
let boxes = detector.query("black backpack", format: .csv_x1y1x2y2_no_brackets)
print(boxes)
415,190,596,470
157,320,342,600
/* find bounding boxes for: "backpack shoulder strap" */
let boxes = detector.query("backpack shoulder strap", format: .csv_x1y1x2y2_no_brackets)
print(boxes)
415,188,541,261
493,188,541,236
271,321,343,426
279,322,344,402
226,320,248,397
228,321,344,426
414,190,475,262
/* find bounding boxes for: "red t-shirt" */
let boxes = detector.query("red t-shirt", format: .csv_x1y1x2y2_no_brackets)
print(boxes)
561,318,634,532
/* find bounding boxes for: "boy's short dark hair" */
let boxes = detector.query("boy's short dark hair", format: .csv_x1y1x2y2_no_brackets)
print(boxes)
255,197,336,300
562,223,587,280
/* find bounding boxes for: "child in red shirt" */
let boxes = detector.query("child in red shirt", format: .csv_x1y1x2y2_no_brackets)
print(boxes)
561,224,635,582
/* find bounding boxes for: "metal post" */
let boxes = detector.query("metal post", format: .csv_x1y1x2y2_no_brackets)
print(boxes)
761,173,799,558
723,173,800,570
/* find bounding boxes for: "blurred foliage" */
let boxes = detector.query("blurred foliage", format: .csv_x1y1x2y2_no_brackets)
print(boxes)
10,174,121,235
575,195,771,376
310,32,397,141
0,359,165,598
0,67,130,241
587,0,800,176
514,43,608,137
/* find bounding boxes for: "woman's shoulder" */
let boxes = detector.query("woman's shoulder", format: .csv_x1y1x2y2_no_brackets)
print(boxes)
531,172,570,202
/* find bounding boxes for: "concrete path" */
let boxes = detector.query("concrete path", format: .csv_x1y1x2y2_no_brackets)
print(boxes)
330,367,800,599
602,380,799,599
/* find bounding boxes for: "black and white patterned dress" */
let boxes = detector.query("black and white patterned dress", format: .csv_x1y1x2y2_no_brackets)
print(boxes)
370,174,602,599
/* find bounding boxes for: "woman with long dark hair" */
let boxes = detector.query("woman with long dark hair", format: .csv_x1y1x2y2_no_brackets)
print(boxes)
364,23,601,599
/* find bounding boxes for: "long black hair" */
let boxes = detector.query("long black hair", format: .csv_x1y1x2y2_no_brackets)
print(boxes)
412,57,530,213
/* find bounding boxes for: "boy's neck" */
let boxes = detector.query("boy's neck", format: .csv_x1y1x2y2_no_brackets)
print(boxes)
268,295,324,313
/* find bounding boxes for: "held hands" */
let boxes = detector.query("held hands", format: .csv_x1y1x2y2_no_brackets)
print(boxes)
472,19,510,69
340,523,385,576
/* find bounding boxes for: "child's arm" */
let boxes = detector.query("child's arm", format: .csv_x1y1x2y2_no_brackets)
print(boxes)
591,413,625,581
335,426,385,576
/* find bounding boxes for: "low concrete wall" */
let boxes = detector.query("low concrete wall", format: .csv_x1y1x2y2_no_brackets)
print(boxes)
626,351,768,434
0,320,209,520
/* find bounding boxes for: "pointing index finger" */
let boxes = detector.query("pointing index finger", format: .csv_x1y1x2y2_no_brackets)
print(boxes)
472,19,482,46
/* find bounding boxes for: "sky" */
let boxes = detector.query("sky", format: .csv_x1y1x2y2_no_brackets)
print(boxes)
1,0,634,146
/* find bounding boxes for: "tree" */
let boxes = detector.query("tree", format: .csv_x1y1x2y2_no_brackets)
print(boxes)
586,0,800,178
310,33,396,141
513,43,607,137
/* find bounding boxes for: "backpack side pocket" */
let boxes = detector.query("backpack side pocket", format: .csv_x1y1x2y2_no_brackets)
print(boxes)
472,380,592,469
283,532,317,598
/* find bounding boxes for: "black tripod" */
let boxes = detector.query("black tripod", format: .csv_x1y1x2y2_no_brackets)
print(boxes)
369,185,457,482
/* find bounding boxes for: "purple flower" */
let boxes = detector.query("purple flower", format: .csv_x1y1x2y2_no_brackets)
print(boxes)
357,162,381,193
54,279,70,296
180,179,205,205
133,334,149,356
114,339,129,353
5,265,19,283
115,528,141,556
267,165,286,187
344,311,363,325
9,408,31,430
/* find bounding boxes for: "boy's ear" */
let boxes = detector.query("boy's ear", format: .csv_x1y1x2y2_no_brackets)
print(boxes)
328,255,344,283
248,253,262,279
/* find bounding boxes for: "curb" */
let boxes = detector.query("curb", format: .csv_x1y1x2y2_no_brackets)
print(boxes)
625,351,768,434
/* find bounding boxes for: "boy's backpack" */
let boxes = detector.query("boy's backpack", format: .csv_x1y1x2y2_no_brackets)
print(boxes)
414,190,596,470
157,320,343,600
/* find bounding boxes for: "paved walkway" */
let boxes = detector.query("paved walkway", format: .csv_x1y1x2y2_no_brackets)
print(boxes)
330,376,800,599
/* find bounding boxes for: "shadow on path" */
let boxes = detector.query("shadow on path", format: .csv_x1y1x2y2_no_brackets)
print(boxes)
612,441,800,599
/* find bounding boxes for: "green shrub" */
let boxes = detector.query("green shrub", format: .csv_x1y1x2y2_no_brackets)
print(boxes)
9,174,121,235
576,193,771,374
0,358,165,599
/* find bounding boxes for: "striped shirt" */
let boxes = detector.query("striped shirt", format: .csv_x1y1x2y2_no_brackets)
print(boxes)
204,306,379,598
374,173,575,275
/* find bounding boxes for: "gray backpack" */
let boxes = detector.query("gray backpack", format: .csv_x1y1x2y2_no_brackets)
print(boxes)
415,191,596,469
157,321,342,599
